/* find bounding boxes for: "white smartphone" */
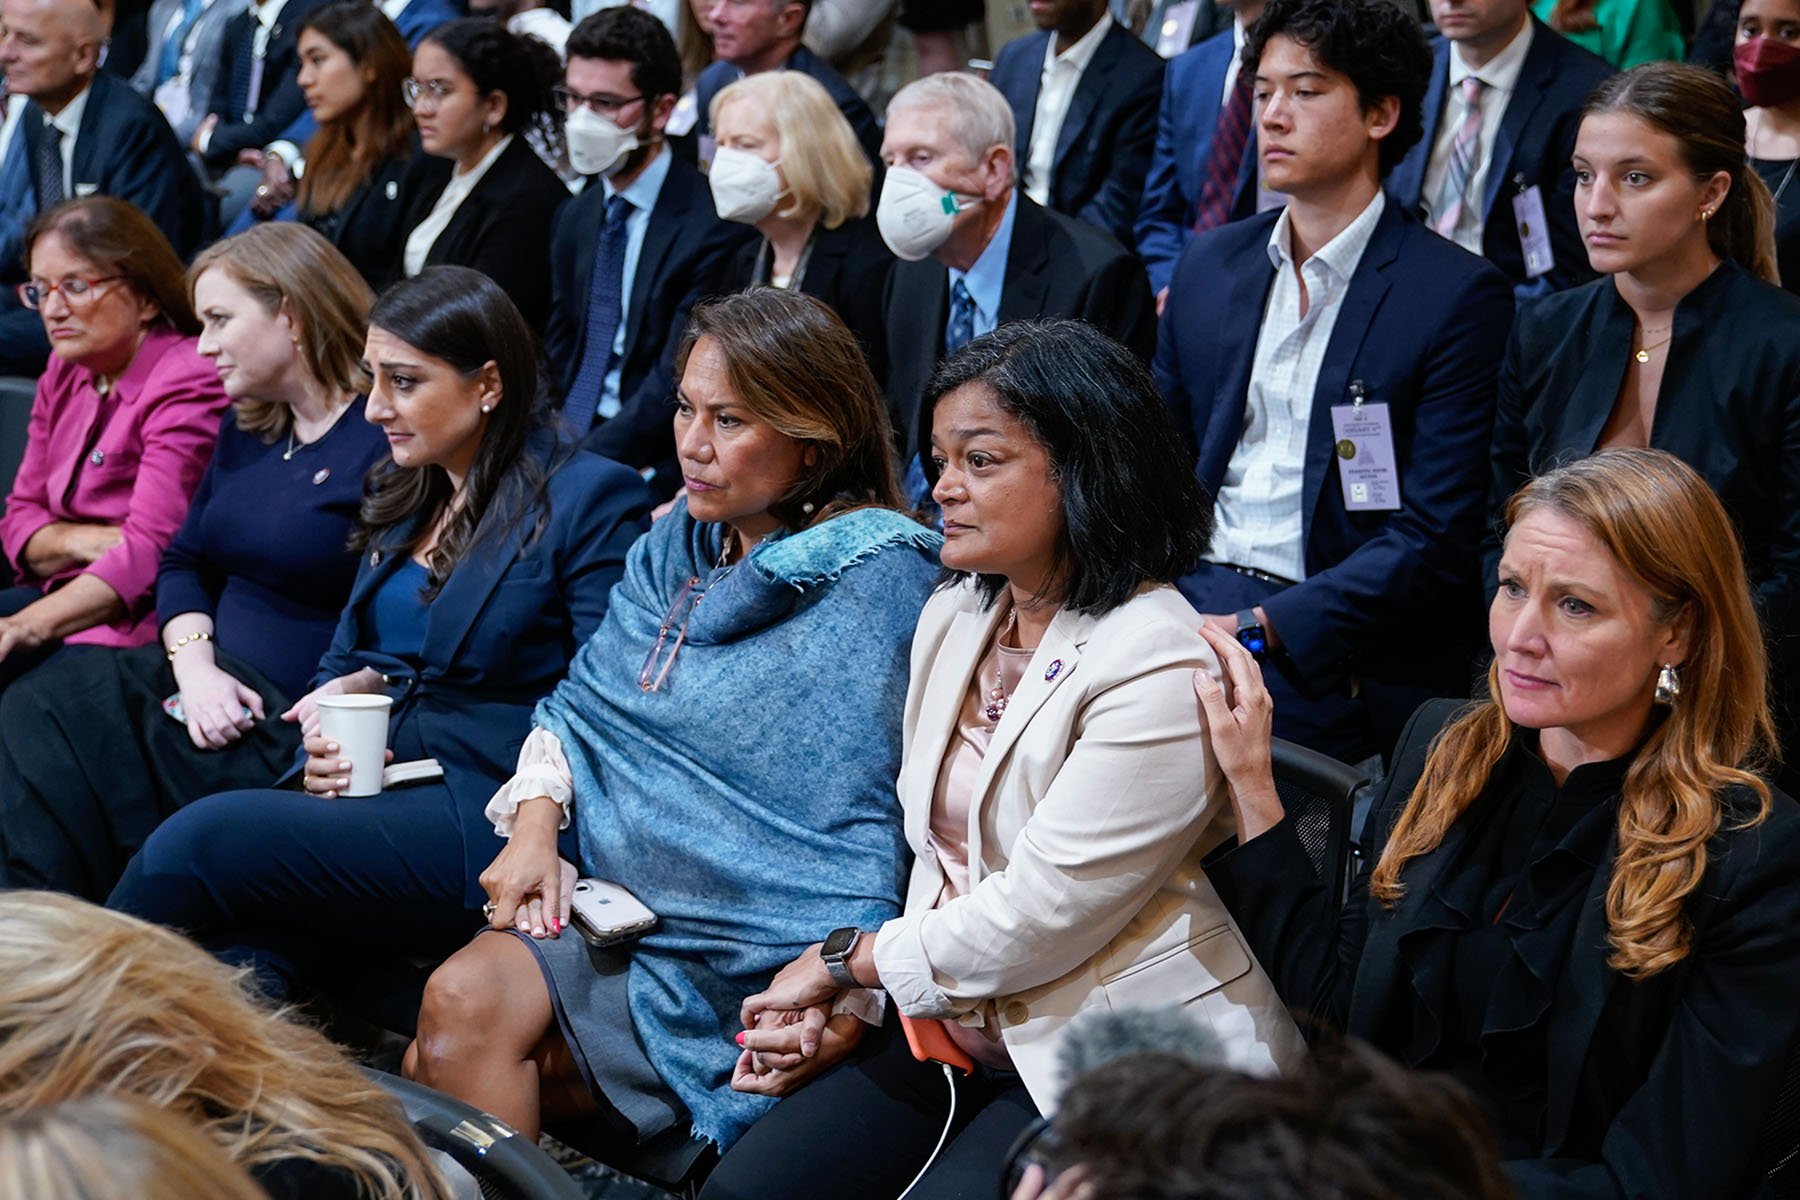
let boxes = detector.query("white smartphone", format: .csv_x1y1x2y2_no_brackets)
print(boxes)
569,878,658,948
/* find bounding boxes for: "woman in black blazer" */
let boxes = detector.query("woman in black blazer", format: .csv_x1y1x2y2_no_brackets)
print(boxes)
107,268,654,1000
707,69,891,383
1489,62,1800,754
290,2,422,292
1202,449,1800,1200
398,20,570,327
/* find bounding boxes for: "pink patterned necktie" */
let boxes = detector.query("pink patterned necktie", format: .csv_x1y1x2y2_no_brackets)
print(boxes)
1432,76,1486,239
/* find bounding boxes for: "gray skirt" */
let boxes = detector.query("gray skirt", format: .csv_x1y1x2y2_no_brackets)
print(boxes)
504,928,686,1142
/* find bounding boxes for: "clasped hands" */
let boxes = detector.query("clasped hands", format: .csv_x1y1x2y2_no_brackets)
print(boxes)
733,943,866,1098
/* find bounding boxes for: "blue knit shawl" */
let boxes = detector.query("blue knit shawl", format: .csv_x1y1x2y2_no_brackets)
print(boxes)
536,504,940,1147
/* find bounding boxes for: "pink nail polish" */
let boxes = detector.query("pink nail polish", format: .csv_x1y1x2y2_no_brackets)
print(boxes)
735,1031,746,1046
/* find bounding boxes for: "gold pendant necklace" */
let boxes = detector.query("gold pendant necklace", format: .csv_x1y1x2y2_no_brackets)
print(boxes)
1633,328,1673,364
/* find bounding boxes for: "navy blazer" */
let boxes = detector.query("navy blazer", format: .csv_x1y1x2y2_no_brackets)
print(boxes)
694,46,883,168
400,136,571,328
1387,19,1613,296
989,21,1165,245
20,72,210,259
307,447,653,885
1154,198,1513,690
1211,698,1800,1200
204,0,333,165
552,152,753,485
883,192,1156,459
1134,26,1255,294
390,0,461,46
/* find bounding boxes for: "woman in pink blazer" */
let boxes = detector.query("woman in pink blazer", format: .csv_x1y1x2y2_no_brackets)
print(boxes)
0,198,228,690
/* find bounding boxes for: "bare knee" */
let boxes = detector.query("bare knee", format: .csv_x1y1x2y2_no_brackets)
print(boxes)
413,933,548,1078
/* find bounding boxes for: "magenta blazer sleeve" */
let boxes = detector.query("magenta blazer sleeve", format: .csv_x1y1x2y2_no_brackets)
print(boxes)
0,366,70,575
82,335,230,626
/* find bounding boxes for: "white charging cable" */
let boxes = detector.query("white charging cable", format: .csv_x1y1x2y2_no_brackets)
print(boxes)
894,1062,959,1200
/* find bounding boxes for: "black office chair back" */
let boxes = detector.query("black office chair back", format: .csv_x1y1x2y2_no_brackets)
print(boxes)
368,1069,587,1200
1267,737,1368,901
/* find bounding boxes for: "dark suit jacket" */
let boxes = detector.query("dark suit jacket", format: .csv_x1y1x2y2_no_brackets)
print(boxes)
1133,26,1256,294
20,72,209,259
884,192,1155,458
694,45,883,168
1387,19,1613,295
400,136,571,328
1210,698,1800,1200
309,446,653,889
549,152,752,487
301,146,420,293
1155,198,1513,697
204,0,332,165
1488,264,1800,686
391,0,460,46
989,21,1164,245
720,214,894,388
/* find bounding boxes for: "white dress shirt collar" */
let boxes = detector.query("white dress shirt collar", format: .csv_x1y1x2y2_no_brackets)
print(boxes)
1447,15,1533,93
1040,10,1112,72
1265,188,1387,281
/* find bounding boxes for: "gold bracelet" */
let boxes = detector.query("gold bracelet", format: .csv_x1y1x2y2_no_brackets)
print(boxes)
166,631,213,661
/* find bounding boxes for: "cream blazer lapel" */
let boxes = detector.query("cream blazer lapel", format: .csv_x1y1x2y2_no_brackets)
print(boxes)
965,604,1098,874
901,596,1011,856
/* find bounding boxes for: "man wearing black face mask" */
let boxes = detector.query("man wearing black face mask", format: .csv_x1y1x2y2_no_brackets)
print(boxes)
545,5,753,496
1738,0,1800,295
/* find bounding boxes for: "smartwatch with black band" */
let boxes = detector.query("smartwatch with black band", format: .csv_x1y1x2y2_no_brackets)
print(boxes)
821,926,863,989
1234,608,1268,657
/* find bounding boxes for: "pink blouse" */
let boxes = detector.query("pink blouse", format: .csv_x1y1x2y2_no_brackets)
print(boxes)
926,635,1036,1071
0,326,229,647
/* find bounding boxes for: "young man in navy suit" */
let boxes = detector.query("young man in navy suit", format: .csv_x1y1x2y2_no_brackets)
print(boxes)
1135,0,1264,302
548,8,751,496
987,0,1164,244
1387,0,1614,295
1156,0,1513,766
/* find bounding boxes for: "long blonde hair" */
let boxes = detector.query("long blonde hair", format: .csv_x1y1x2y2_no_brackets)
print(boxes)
188,223,375,441
1371,449,1776,979
0,893,449,1200
710,71,871,229
0,1096,268,1200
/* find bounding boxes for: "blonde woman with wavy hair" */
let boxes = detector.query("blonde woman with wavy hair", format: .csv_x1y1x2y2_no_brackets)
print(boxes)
709,70,891,378
0,1096,268,1200
0,893,449,1200
1195,448,1800,1200
0,222,389,901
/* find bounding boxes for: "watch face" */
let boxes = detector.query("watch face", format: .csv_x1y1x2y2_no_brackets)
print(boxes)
822,927,858,958
1236,626,1267,656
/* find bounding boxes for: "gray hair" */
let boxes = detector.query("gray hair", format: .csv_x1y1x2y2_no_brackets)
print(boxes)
886,72,1015,167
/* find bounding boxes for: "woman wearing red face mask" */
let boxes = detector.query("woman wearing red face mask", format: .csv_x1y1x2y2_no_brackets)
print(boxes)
1738,0,1800,291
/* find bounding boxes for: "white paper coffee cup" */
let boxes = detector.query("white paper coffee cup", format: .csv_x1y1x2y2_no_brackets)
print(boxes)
315,694,393,797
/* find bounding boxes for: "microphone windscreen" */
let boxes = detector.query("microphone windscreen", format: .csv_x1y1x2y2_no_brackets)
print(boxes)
1055,1006,1227,1084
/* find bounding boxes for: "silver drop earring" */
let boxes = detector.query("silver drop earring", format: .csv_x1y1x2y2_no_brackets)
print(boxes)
1654,663,1681,707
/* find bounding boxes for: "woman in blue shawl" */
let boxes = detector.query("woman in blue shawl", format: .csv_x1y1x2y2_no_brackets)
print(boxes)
402,288,940,1155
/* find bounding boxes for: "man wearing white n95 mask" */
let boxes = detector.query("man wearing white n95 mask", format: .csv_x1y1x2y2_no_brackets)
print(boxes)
546,5,753,497
877,72,1155,465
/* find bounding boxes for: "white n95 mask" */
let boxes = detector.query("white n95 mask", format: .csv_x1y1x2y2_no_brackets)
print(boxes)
708,146,785,224
566,106,639,178
876,166,974,261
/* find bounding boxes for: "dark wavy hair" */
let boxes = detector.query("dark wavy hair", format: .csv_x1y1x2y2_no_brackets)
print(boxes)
1045,1039,1512,1200
1244,0,1432,178
421,19,563,153
352,267,548,597
920,319,1211,616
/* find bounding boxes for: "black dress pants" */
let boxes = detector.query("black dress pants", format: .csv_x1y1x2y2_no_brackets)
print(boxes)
702,1019,1039,1200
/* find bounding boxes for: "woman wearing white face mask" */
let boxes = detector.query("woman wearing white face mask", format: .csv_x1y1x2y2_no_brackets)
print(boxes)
709,71,893,382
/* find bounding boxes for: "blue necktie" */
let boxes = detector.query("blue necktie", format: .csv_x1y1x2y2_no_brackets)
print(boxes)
227,18,255,119
158,0,205,86
34,122,62,213
562,194,633,433
945,278,976,355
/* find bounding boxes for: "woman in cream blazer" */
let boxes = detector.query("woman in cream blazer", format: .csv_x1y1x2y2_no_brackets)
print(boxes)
703,321,1302,1200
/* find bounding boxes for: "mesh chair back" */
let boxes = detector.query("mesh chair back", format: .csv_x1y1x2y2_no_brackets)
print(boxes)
1267,738,1368,899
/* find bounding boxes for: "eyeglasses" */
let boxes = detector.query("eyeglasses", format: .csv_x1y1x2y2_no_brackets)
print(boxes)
402,77,457,109
18,275,123,310
553,85,645,118
638,576,704,692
